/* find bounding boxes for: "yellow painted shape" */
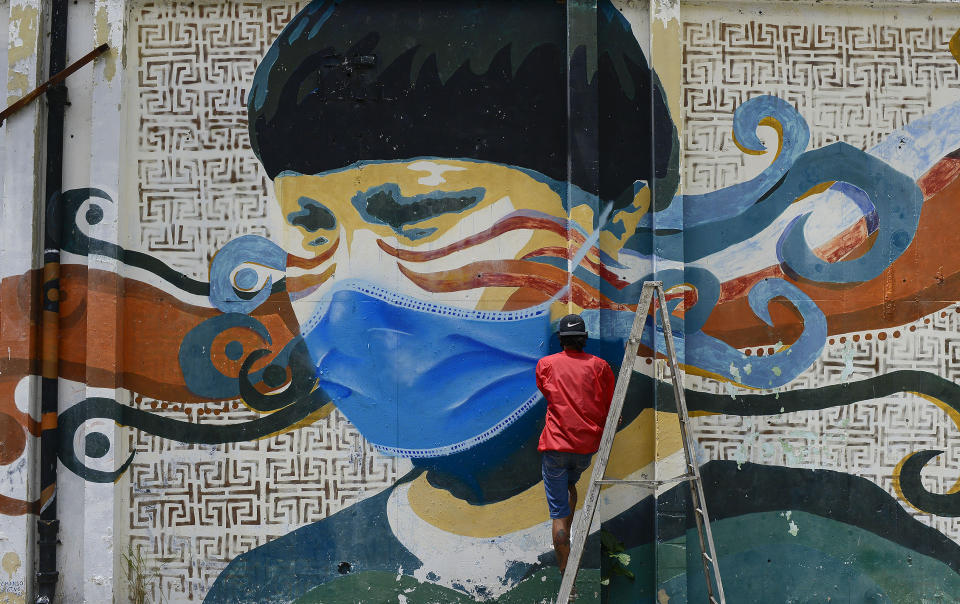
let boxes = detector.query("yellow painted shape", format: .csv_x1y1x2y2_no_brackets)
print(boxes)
892,392,960,512
903,392,960,496
690,410,722,418
0,592,26,604
651,16,684,134
6,72,29,105
406,409,683,537
569,204,596,239
793,180,836,203
7,5,38,64
891,451,918,514
255,401,336,441
2,552,21,578
733,116,785,162
598,186,651,253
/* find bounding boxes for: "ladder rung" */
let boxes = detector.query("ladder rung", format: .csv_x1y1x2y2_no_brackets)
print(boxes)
702,553,714,564
595,473,694,487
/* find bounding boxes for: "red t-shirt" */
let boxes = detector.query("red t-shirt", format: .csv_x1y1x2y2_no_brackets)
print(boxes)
536,350,616,454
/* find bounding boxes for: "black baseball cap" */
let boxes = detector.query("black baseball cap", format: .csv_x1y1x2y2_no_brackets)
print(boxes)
557,314,587,336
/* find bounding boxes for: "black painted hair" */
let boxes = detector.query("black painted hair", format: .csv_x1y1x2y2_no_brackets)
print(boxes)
248,0,677,205
560,334,587,351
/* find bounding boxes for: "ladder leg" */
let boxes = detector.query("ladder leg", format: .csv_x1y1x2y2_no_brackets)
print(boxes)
653,285,726,604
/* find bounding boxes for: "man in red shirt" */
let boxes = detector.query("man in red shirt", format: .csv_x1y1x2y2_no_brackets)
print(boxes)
536,313,616,577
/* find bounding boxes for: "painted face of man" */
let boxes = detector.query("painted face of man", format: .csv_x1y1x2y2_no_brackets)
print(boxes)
247,0,669,462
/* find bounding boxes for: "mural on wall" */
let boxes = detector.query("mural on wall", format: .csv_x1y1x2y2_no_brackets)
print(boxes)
3,0,960,602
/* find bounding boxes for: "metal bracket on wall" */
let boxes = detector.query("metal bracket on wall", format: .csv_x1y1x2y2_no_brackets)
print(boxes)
0,43,109,126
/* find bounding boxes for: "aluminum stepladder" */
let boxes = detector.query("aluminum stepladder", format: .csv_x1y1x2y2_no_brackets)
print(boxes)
556,281,726,604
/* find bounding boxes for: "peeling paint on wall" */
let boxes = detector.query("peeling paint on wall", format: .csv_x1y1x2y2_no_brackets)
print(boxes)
93,3,117,82
6,3,38,104
0,551,24,604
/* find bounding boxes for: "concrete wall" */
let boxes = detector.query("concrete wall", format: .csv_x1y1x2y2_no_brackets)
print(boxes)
2,0,960,602
2,1,43,603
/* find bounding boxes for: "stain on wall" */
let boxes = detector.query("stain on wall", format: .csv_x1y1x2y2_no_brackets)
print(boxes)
5,2,38,104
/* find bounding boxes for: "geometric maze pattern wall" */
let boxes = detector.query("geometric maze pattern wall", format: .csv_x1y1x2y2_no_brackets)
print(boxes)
123,403,405,602
134,1,308,278
682,12,960,193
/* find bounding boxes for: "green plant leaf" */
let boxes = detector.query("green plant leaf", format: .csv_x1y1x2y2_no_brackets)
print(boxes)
600,529,625,553
611,565,635,581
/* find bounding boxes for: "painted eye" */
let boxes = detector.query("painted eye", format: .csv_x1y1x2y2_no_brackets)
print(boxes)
287,196,337,233
76,194,118,239
230,263,285,295
73,417,117,472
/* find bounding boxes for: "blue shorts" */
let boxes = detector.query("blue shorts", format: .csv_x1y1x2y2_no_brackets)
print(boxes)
542,450,592,519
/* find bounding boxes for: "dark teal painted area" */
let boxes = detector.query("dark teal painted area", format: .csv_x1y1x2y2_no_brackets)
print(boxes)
605,511,960,603
202,460,960,603
288,195,337,231
204,485,421,603
638,374,960,518
665,542,891,603
294,567,603,603
349,184,486,240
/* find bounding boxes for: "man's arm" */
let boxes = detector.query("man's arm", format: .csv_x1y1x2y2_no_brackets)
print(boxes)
600,361,616,409
535,358,548,398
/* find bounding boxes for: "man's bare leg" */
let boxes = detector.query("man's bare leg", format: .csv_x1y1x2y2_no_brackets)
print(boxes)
553,517,571,575
555,483,579,574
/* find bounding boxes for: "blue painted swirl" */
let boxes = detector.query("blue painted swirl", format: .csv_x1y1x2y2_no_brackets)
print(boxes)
209,234,287,313
640,95,810,231
776,145,923,283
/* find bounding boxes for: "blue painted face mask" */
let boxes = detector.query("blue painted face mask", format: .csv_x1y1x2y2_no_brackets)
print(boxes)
301,281,551,457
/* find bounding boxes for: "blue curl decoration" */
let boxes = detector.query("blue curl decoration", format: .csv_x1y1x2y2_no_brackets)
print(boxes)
180,313,273,399
638,95,810,231
636,278,826,389
209,234,288,313
629,142,922,277
776,145,923,283
588,267,721,333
